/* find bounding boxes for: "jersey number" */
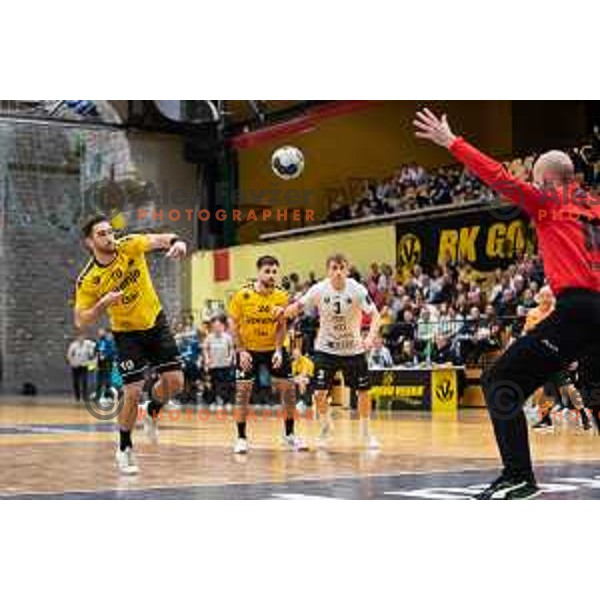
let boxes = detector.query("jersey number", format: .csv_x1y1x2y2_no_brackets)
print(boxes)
334,300,342,315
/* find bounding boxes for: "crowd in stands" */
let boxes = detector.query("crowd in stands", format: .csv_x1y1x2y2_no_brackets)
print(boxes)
325,135,600,224
326,163,495,223
284,253,546,371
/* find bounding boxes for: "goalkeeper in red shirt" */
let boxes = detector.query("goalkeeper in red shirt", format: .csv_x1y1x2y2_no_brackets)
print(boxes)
415,108,600,499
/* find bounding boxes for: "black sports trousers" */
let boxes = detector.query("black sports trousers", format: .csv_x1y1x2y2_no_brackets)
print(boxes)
482,288,600,480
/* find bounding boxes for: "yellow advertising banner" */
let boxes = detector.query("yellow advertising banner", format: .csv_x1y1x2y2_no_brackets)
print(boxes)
430,368,458,413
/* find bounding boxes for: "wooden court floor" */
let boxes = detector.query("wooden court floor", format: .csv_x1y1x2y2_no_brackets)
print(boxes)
1,396,599,499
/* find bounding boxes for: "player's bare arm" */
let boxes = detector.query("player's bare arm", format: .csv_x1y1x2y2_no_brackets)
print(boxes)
283,301,302,320
364,308,381,351
74,290,123,328
145,233,187,259
284,288,317,320
272,319,286,369
229,315,252,371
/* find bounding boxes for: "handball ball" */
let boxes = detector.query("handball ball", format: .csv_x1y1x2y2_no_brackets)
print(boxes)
271,146,305,180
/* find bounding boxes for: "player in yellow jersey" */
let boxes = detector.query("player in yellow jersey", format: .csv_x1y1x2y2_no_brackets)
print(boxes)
74,214,187,474
228,255,307,454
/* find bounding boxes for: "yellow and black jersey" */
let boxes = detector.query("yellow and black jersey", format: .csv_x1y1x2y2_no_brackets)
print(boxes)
74,234,162,332
228,284,288,352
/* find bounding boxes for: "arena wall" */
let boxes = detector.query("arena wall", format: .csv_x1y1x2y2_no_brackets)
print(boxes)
235,100,513,242
0,124,196,395
190,223,397,317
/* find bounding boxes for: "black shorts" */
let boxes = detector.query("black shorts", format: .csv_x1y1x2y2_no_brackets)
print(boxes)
313,351,370,391
237,349,291,385
113,311,181,384
209,366,236,384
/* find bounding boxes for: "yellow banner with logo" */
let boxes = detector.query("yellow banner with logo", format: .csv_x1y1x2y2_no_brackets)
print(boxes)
431,368,458,413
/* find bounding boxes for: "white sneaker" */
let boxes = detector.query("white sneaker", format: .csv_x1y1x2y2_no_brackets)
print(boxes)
116,447,139,475
224,403,233,412
143,414,159,444
233,438,249,454
364,435,381,450
316,419,333,447
316,434,329,449
283,434,309,451
296,401,307,414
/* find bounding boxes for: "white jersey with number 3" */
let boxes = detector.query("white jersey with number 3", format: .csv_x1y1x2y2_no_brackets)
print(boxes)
299,278,377,356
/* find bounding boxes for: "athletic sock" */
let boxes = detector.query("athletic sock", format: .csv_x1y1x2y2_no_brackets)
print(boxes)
237,421,247,439
119,429,132,452
147,400,163,420
285,418,294,437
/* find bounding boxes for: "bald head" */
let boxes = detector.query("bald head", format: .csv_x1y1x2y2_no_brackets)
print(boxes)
532,151,574,186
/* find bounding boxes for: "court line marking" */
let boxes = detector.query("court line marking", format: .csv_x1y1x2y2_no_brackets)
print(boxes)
0,462,576,499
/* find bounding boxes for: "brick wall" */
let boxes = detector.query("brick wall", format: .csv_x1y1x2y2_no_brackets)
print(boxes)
0,123,197,394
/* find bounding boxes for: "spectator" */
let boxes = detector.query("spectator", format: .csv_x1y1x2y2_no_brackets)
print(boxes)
66,333,95,402
203,314,235,409
368,336,394,369
398,340,419,366
176,322,202,403
432,334,458,365
496,287,518,318
95,328,117,400
416,307,438,362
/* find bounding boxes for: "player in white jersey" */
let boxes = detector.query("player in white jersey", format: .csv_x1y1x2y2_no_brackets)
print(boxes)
284,254,381,449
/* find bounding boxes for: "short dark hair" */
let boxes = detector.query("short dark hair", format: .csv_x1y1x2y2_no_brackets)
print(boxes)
256,255,280,269
81,214,110,239
210,313,228,326
326,253,348,268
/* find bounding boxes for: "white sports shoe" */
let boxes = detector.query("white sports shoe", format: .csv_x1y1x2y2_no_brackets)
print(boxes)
116,447,139,475
283,434,309,451
316,419,333,448
143,414,159,444
233,438,249,454
364,435,381,450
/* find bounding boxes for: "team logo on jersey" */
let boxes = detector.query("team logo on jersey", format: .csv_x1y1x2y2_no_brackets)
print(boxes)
92,276,101,285
243,292,250,300
128,258,135,267
324,296,331,304
346,297,352,305
397,233,422,269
